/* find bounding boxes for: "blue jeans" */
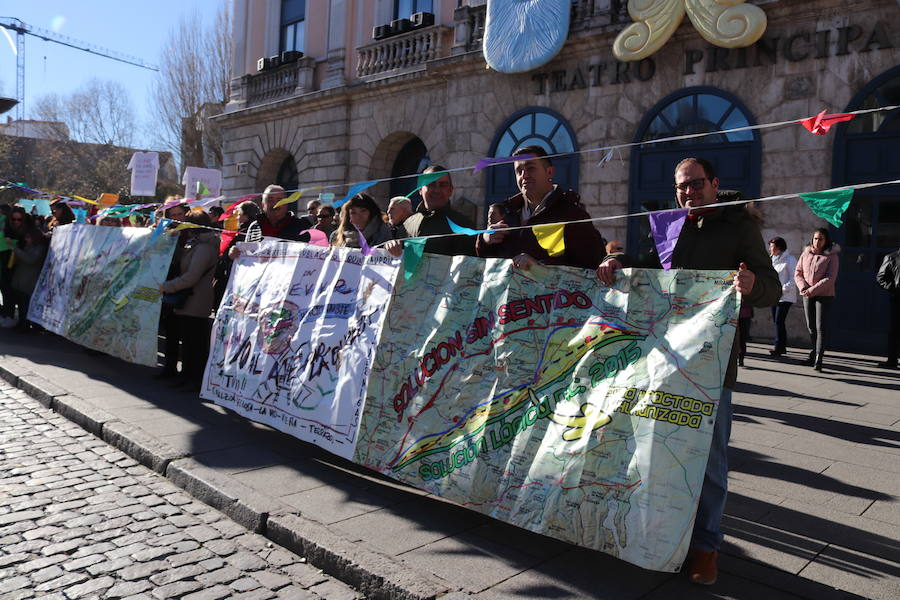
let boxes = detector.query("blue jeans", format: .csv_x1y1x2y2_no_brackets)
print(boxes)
692,386,733,552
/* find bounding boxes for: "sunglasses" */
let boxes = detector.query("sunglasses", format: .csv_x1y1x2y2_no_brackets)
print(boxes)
10,218,23,222
673,177,708,192
317,214,332,219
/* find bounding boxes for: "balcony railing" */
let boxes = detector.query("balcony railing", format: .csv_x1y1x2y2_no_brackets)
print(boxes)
245,57,315,106
357,25,450,79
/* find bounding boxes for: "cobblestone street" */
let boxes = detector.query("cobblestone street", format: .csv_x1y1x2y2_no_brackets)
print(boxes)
0,382,361,600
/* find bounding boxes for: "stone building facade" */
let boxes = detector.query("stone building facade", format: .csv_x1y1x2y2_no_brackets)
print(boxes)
217,0,899,352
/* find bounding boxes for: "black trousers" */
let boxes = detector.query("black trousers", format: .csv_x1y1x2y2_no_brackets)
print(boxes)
771,301,793,351
175,315,213,384
803,296,833,356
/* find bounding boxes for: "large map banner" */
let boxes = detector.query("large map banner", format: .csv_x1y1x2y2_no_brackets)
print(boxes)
29,224,177,366
201,242,400,459
354,253,738,572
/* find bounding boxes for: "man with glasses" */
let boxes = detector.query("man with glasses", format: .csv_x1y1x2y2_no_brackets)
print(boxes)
597,157,779,585
300,199,321,230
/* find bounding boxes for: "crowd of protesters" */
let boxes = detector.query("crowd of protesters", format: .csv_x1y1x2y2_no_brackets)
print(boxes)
1,148,897,588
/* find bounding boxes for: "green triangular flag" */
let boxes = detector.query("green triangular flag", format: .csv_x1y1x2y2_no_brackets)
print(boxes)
196,180,210,197
405,171,448,198
403,238,427,281
799,189,854,227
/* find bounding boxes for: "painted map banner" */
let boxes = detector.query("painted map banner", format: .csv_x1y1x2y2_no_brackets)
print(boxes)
354,254,738,572
28,224,177,366
201,242,400,459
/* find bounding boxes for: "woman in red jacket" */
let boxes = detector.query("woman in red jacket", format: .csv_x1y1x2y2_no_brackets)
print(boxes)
794,228,840,372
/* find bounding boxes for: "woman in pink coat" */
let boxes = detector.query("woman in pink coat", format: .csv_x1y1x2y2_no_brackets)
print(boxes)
794,228,840,372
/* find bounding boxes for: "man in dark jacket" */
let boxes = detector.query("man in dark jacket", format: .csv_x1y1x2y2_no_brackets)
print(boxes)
477,146,606,270
876,248,900,368
394,166,477,256
598,157,780,586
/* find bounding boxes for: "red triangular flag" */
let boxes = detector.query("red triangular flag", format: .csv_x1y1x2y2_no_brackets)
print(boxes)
799,110,855,135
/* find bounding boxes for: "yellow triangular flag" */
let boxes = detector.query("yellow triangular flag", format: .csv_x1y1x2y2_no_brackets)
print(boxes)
533,224,566,257
171,222,202,233
274,190,303,208
224,215,239,231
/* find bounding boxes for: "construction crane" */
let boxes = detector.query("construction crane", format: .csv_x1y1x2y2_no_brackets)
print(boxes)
0,17,158,136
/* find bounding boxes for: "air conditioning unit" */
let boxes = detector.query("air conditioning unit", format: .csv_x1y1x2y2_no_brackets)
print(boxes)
390,18,413,35
268,55,282,69
372,24,391,40
410,12,435,28
281,50,303,63
257,57,270,72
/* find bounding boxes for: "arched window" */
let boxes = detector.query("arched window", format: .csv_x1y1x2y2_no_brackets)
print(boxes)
628,87,760,263
831,66,900,352
485,108,579,214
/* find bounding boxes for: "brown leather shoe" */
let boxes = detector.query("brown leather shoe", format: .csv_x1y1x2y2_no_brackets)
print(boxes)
687,549,718,585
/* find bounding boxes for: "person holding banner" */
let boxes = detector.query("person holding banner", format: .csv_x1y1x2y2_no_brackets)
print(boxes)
243,185,309,244
478,146,606,270
9,225,48,331
331,193,392,249
390,166,477,257
596,157,779,585
214,201,261,309
160,209,219,392
48,201,75,234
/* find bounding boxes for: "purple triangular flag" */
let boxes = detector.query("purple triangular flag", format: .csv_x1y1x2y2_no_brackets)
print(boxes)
649,209,688,270
354,224,375,256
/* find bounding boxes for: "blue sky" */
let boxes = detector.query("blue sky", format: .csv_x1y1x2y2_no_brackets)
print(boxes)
1,0,223,149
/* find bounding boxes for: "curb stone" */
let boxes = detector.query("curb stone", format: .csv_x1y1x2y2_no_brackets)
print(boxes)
267,512,450,600
16,374,69,408
166,458,291,534
52,394,120,437
0,359,33,387
102,421,187,475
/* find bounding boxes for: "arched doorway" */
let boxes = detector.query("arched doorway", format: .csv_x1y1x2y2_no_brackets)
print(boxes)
276,154,299,192
390,137,430,201
628,88,761,264
257,149,298,195
485,108,578,223
831,67,900,353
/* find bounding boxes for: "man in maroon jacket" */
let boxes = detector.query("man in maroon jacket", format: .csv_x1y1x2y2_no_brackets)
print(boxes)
476,145,605,270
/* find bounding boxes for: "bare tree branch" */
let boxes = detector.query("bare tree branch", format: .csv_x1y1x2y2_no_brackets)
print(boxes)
32,79,137,147
149,2,232,172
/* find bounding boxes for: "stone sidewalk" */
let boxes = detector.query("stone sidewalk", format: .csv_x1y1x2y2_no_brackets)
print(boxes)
0,330,897,599
0,382,362,600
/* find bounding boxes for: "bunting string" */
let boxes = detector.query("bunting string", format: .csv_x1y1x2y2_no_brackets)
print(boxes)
1,104,896,210
5,178,892,250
